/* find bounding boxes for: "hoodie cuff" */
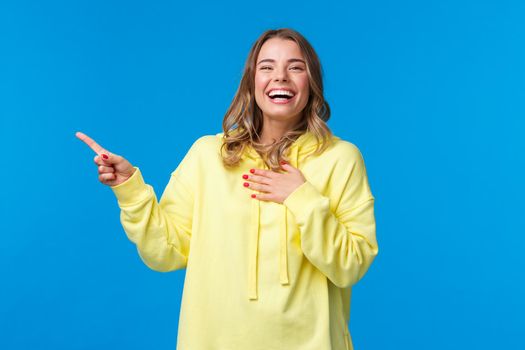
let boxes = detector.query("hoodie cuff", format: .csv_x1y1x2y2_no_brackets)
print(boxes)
283,180,326,217
110,167,151,206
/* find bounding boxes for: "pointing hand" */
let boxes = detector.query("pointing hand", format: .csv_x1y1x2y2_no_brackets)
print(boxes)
76,131,135,187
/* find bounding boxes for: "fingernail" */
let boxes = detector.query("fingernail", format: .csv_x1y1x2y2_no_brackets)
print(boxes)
243,182,249,187
251,194,256,198
242,174,248,179
280,160,287,165
250,169,255,173
102,154,108,159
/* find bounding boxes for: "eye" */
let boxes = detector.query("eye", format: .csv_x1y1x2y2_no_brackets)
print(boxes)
290,66,304,71
260,66,272,70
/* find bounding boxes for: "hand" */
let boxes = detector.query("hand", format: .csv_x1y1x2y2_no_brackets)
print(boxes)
242,161,306,204
76,131,135,187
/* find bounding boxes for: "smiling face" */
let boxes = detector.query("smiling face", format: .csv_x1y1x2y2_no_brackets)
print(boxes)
254,38,310,128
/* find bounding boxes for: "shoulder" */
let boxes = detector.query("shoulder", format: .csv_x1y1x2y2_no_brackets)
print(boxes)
324,135,368,166
192,134,219,147
185,133,222,155
169,134,224,183
170,134,219,176
325,136,374,201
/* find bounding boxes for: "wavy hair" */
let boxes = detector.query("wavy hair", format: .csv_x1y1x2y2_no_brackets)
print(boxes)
220,28,334,171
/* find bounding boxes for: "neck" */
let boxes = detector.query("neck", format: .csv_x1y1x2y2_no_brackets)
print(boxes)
259,114,302,145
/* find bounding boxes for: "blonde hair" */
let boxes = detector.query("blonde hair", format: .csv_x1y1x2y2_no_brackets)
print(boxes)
220,28,334,171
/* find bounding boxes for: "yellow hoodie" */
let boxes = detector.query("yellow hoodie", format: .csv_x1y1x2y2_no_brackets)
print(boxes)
110,130,378,350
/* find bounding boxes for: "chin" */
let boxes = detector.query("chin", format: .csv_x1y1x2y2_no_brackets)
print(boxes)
264,110,302,121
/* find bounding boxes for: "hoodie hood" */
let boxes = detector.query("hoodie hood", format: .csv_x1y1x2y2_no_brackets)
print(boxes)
216,130,339,300
241,131,321,163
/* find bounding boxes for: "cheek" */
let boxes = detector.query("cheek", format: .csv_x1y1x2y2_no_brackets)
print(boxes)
254,75,268,108
254,76,266,96
298,79,309,102
299,77,309,93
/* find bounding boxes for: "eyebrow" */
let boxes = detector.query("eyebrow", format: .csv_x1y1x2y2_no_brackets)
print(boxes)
257,58,306,65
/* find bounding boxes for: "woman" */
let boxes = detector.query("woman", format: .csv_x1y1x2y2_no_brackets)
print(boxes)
76,28,378,350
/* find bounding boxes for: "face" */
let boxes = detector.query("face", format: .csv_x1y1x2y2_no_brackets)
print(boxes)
254,38,310,126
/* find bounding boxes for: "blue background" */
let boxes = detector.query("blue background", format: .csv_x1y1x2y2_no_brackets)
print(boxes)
1,0,523,349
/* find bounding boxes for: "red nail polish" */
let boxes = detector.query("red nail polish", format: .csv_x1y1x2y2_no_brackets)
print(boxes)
102,154,108,159
243,182,249,187
250,169,255,174
242,174,248,179
280,160,286,165
251,194,256,198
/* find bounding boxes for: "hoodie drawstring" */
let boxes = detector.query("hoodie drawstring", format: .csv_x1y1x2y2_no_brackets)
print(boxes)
248,181,261,300
248,145,300,300
279,204,289,286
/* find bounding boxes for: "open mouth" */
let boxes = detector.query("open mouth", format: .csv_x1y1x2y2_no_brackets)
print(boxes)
268,94,294,100
267,94,295,104
266,89,296,103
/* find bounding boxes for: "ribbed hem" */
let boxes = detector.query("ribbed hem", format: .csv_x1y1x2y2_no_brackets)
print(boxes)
110,167,150,205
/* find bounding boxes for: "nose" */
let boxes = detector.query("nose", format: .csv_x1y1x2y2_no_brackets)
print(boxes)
273,66,288,82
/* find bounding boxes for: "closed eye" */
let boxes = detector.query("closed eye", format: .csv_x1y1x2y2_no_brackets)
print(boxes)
260,66,304,71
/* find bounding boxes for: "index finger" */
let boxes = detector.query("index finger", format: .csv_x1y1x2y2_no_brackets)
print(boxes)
251,168,276,179
75,131,105,154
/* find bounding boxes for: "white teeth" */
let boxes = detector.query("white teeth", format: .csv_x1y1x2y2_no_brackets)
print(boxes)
268,89,295,97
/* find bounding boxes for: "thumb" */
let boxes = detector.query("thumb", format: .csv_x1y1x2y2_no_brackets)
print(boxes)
280,160,295,171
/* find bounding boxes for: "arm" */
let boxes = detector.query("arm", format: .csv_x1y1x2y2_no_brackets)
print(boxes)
283,144,378,288
110,140,201,272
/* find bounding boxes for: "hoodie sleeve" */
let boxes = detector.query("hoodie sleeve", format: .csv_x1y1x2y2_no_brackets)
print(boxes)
283,143,378,288
109,139,201,272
